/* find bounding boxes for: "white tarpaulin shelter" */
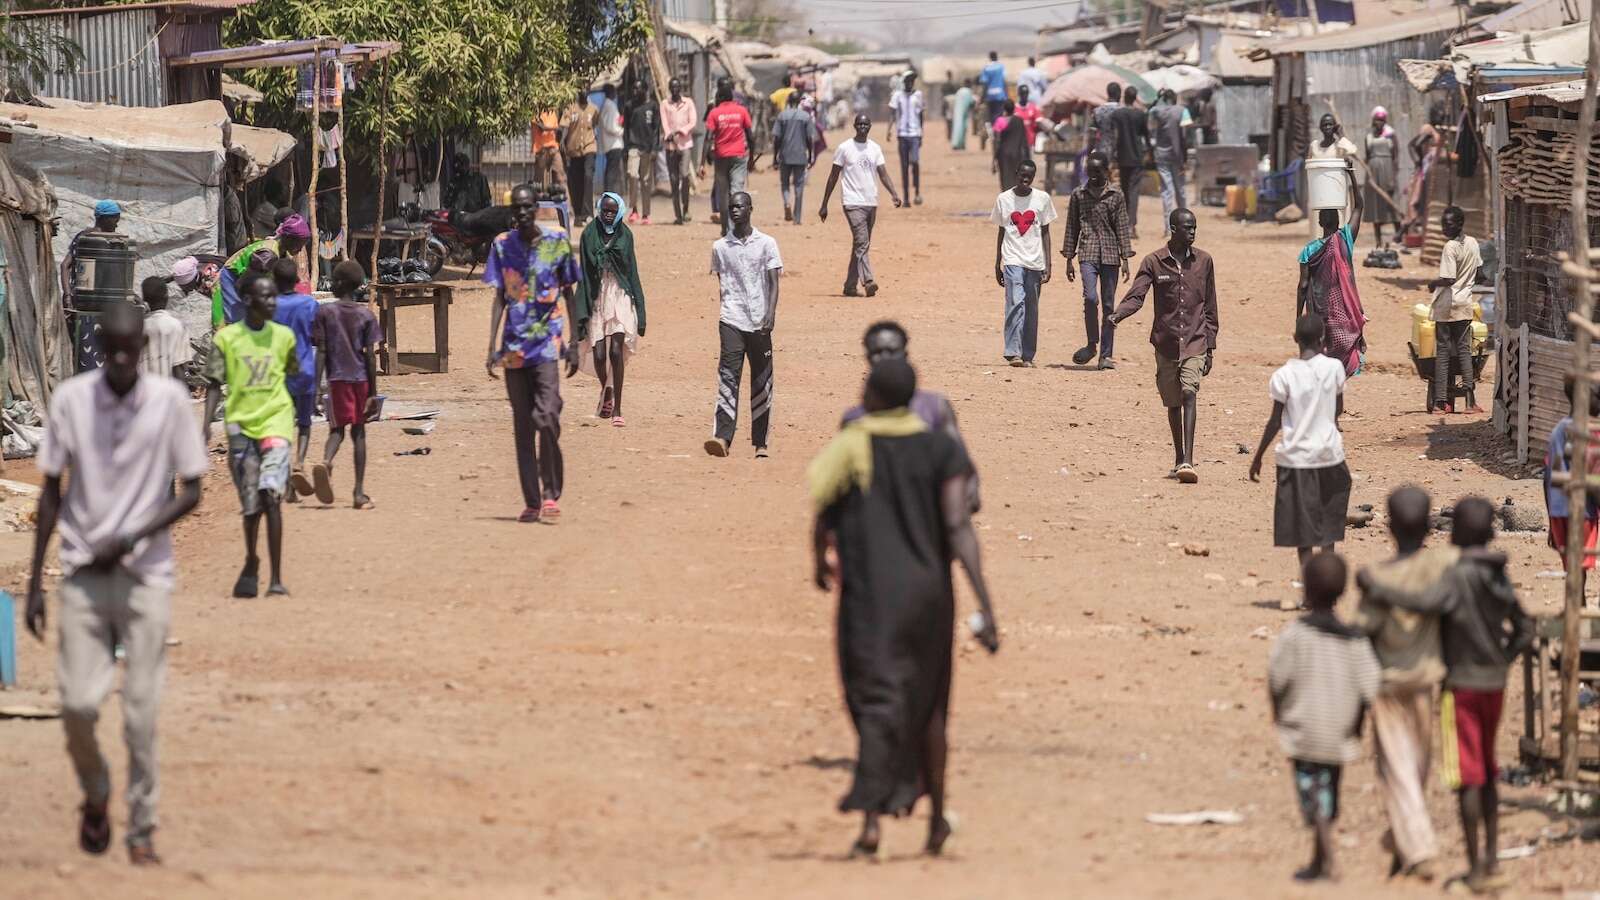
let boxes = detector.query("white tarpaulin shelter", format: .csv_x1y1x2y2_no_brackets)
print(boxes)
1140,65,1222,96
0,98,293,332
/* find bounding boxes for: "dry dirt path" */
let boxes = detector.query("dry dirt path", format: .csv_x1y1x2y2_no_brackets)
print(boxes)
1,138,1593,898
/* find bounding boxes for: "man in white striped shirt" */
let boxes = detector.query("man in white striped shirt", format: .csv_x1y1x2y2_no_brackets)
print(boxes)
886,72,925,206
1268,551,1381,883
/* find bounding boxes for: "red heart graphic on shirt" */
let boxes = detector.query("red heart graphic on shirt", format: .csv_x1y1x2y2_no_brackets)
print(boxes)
1010,210,1037,235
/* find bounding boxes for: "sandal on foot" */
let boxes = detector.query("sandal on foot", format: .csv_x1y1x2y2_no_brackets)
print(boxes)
353,494,375,510
926,811,959,856
848,838,883,863
290,468,315,497
541,499,560,523
311,462,335,504
79,803,111,855
517,506,540,524
704,438,729,458
1072,345,1097,365
128,843,162,866
267,582,290,597
612,416,626,428
1175,464,1199,484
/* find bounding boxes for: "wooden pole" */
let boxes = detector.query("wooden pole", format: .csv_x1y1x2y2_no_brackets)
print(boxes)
307,48,323,288
370,57,390,282
338,77,349,266
1560,5,1600,785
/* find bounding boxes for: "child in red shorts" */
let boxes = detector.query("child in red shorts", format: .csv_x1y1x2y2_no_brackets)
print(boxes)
311,261,380,509
1363,497,1534,892
1545,375,1600,595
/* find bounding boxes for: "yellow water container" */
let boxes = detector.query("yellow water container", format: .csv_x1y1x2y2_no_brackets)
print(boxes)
1225,185,1243,217
1245,185,1258,218
1411,303,1488,358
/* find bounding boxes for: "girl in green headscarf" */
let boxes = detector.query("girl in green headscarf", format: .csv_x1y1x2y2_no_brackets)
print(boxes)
575,191,646,426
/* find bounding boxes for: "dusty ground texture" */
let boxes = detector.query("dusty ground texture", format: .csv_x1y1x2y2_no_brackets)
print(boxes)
1,139,1596,898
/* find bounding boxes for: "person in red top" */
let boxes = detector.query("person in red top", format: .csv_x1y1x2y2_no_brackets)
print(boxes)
1014,83,1043,146
699,77,754,237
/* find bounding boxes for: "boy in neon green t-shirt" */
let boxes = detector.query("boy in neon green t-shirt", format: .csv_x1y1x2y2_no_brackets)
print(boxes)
203,271,298,598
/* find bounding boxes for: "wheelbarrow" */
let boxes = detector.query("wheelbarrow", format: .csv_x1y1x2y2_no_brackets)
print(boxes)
1408,342,1490,413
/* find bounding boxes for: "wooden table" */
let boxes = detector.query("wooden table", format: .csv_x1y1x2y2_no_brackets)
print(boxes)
375,283,452,375
350,227,431,274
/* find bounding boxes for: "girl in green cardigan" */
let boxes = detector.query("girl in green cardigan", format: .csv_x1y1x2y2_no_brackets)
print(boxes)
575,192,647,426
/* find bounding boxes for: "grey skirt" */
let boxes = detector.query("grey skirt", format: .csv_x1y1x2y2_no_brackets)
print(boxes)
1274,462,1352,548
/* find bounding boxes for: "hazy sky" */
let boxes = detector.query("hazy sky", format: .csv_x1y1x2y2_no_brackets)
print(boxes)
796,0,1089,51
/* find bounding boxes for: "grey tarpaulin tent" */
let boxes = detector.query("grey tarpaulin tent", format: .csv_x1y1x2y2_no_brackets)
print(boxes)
0,128,69,407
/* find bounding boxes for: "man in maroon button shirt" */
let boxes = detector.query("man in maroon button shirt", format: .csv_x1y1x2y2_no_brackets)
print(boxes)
1107,207,1219,484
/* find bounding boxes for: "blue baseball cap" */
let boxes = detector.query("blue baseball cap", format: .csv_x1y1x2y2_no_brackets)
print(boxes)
93,199,122,217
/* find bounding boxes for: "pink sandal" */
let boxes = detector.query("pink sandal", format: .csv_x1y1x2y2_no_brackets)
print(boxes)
541,499,560,523
612,416,626,427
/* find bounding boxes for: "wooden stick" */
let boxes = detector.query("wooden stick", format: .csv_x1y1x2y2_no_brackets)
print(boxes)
370,56,389,284
338,77,349,268
308,48,322,288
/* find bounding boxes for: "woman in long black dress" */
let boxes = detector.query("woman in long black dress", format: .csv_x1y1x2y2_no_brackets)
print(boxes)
991,99,1030,191
808,358,1000,859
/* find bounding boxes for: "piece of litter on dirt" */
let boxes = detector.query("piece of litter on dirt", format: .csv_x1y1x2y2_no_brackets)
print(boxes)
1536,570,1566,579
1238,577,1259,588
1058,466,1071,476
666,453,691,458
1249,626,1271,640
1497,845,1537,861
1203,573,1225,582
402,421,436,435
1145,810,1243,826
1166,541,1182,549
1017,534,1034,541
1235,443,1249,454
1206,700,1230,712
1184,543,1210,557
164,638,182,648
459,472,479,480
0,704,61,719
393,447,431,457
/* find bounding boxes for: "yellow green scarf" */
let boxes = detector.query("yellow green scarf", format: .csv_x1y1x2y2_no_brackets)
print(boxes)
807,407,927,512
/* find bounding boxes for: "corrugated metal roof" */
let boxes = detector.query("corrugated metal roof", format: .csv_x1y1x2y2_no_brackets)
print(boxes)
1475,0,1583,33
26,7,166,107
1260,7,1470,54
6,0,253,18
1479,78,1585,104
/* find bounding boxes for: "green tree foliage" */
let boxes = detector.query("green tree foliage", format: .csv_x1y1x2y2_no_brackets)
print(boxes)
0,9,85,100
226,0,650,148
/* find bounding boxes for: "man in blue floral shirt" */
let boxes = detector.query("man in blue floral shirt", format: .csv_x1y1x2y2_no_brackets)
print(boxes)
484,183,582,524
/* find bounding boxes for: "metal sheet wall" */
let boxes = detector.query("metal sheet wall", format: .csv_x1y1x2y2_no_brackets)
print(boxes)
26,9,166,107
1302,30,1451,193
1215,83,1270,147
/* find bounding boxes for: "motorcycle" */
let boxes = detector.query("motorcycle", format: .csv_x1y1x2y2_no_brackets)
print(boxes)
420,206,513,277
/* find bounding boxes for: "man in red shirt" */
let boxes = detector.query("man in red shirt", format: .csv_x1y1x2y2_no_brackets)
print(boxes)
699,77,754,236
1015,83,1043,146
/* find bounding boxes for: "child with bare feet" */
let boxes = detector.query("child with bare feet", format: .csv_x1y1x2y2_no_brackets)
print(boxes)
311,260,379,509
1268,551,1380,882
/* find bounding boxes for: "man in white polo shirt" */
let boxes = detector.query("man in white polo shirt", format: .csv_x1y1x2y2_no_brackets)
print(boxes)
886,71,925,206
818,114,902,298
706,191,783,458
26,303,209,866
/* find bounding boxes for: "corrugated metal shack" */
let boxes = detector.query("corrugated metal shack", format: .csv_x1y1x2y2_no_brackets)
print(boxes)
4,0,254,107
1255,7,1472,183
1480,79,1596,463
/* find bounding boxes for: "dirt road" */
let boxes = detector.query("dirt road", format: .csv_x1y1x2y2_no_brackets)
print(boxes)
1,138,1593,898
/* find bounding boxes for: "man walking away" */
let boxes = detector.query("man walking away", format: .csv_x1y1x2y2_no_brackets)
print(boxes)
979,51,1007,125
772,92,817,223
483,184,582,523
562,92,598,226
1248,315,1352,575
1149,89,1190,234
1111,85,1149,236
1107,208,1217,483
1425,206,1482,413
269,259,319,502
1352,486,1457,883
661,79,697,226
706,192,782,458
597,84,626,197
313,261,381,509
991,159,1055,368
819,114,902,297
624,85,661,224
1089,82,1121,159
887,72,925,206
701,80,754,236
1061,150,1132,370
26,303,207,866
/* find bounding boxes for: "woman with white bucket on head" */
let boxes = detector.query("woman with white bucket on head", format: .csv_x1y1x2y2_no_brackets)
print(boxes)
1307,114,1361,223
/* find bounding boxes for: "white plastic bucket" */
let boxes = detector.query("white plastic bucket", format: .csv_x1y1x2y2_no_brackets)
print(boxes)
1305,158,1349,211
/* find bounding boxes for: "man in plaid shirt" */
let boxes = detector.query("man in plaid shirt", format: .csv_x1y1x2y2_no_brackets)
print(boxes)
1061,150,1133,370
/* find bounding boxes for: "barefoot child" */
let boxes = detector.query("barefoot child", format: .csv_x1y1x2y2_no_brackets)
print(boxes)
270,259,318,502
1359,497,1535,893
138,276,192,380
312,260,380,509
203,271,297,597
1543,374,1600,606
1268,551,1380,882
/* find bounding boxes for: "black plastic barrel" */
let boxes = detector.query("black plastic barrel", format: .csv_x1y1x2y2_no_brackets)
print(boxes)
67,231,136,372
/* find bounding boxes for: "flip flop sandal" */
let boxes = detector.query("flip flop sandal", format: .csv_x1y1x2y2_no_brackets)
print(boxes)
517,506,539,523
704,438,729,458
848,838,884,863
79,803,111,854
353,495,375,510
1176,464,1199,484
232,560,260,599
311,462,335,504
598,388,615,419
612,416,626,427
926,811,959,857
541,499,560,523
290,469,315,497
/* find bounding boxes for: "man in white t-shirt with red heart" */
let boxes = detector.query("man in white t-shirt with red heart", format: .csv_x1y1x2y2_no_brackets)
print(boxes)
989,158,1056,366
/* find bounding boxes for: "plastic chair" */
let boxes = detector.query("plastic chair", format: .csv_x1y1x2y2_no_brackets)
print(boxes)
1259,157,1302,209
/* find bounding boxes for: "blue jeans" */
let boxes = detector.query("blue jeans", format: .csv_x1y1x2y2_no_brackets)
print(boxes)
1002,266,1041,361
1155,151,1185,234
1081,261,1120,358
